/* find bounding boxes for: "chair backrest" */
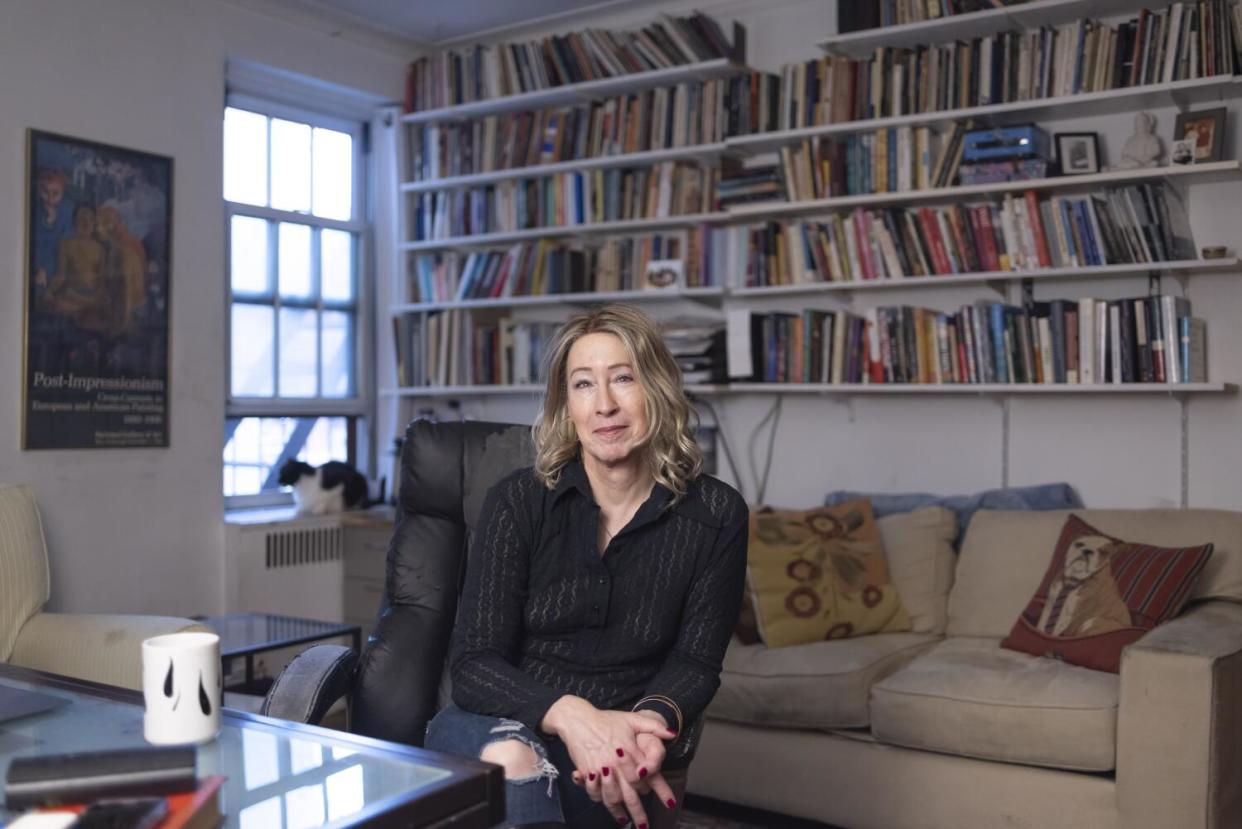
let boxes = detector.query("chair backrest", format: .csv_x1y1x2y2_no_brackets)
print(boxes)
0,484,52,662
349,419,534,745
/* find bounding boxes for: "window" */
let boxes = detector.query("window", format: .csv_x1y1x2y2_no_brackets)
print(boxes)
224,101,369,507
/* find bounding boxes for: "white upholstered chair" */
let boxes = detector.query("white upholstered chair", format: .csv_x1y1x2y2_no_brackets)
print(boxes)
0,483,209,690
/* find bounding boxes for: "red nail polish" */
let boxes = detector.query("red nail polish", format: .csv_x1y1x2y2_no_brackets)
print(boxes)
639,823,649,829
589,772,597,782
666,798,677,809
602,766,610,777
616,747,625,757
639,767,648,778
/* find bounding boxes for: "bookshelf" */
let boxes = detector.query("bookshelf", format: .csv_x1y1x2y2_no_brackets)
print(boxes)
724,161,1242,221
400,59,744,125
729,259,1241,297
386,3,1241,404
381,382,1235,397
727,75,1242,155
820,0,1154,55
401,142,730,194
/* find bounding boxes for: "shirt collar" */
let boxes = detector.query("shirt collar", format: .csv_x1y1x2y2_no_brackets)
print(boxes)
552,457,722,528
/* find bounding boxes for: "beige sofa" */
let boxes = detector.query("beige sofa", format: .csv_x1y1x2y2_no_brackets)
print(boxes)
689,506,1242,829
1,483,209,690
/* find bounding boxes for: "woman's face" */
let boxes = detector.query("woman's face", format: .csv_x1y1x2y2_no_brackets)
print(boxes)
566,332,648,470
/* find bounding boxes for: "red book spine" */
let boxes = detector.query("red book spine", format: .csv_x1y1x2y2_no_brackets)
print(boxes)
1023,190,1053,267
978,205,1001,272
918,208,951,274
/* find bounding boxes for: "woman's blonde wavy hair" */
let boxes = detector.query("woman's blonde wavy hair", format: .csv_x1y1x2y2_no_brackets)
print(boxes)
532,303,703,502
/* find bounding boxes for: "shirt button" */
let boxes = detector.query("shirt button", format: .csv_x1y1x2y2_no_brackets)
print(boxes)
598,577,606,585
591,604,600,613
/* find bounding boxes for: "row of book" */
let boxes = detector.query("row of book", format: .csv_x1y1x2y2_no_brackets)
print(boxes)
407,231,715,303
837,0,1026,34
407,80,731,182
392,311,560,387
718,183,1194,287
392,311,728,387
410,163,714,240
729,297,1208,385
772,1,1241,131
403,13,742,113
776,126,957,200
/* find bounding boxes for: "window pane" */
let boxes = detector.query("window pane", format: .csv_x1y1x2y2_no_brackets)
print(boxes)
224,108,268,206
231,304,274,396
279,307,318,397
313,127,353,221
321,230,353,303
271,118,311,212
278,223,313,299
230,216,269,295
321,310,353,398
223,416,351,498
302,416,348,466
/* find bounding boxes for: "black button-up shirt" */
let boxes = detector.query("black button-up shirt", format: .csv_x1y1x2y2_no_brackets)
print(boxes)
449,458,749,736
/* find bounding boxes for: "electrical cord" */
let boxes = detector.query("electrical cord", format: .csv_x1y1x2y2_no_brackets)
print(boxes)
688,394,745,500
748,397,782,506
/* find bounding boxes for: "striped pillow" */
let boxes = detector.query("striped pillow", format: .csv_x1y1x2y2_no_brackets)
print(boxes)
1001,514,1212,673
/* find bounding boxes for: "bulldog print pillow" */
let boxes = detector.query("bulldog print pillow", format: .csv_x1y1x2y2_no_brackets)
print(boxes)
1001,514,1213,672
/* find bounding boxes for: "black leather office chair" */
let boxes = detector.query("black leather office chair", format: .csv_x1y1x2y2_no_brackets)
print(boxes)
262,418,690,828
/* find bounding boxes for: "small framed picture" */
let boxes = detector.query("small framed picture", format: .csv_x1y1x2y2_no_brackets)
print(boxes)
644,258,684,290
1174,108,1226,163
1171,138,1195,166
1055,132,1101,175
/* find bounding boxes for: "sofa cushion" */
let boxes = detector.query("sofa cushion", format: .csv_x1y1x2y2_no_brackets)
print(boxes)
878,506,956,635
710,632,939,729
870,637,1119,771
0,484,52,662
825,482,1082,548
747,500,911,647
1000,515,1212,672
949,508,1242,639
737,505,956,643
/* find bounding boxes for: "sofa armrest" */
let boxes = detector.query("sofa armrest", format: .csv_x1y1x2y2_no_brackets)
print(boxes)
261,644,358,727
1117,600,1242,829
8,612,211,692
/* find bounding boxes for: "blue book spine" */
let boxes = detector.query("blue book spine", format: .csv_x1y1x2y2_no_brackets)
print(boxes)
989,303,1009,383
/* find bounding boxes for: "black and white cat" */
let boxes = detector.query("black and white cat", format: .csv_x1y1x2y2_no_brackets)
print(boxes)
278,459,371,515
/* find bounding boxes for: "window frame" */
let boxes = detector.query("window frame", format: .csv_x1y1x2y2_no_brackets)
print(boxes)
224,94,374,509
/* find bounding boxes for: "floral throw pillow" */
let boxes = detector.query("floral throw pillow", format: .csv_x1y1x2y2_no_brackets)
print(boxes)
744,500,911,648
1001,514,1213,673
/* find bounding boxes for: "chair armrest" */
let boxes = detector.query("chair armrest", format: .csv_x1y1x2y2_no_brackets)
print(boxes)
8,612,211,691
1117,600,1242,829
261,644,359,727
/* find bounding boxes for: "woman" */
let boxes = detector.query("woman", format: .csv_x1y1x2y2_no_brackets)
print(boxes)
425,304,748,829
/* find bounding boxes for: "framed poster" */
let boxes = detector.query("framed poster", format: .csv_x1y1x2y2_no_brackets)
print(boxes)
23,130,173,449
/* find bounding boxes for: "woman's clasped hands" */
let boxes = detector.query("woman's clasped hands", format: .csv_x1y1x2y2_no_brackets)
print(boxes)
543,696,678,828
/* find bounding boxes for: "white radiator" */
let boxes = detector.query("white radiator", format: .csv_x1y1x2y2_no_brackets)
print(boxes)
223,514,345,621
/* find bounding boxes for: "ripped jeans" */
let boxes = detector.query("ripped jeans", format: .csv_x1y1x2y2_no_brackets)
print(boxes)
425,704,643,827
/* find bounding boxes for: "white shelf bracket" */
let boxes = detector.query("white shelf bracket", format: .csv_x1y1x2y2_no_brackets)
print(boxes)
1181,396,1190,508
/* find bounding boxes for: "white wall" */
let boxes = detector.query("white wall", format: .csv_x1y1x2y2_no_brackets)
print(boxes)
0,0,407,614
391,0,1242,512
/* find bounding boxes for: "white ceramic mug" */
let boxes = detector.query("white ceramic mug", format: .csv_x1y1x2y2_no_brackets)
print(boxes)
142,631,222,745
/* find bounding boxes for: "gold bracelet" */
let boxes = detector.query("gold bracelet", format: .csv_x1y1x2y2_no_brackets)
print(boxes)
633,694,683,736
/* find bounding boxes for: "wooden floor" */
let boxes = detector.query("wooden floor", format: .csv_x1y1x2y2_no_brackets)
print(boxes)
680,795,840,829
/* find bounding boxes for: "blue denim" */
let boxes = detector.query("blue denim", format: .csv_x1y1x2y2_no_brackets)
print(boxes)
426,704,660,828
824,482,1083,549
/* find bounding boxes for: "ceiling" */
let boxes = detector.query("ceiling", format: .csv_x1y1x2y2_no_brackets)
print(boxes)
280,0,653,48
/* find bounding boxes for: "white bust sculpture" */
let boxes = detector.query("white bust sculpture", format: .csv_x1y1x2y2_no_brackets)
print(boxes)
1115,112,1162,169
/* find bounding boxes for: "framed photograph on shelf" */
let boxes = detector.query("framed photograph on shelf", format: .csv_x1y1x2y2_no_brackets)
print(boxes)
1171,139,1196,166
1055,132,1101,175
23,129,173,450
1174,108,1226,163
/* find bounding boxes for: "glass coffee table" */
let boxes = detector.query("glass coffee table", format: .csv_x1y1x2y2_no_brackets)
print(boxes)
194,612,363,694
0,664,502,828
